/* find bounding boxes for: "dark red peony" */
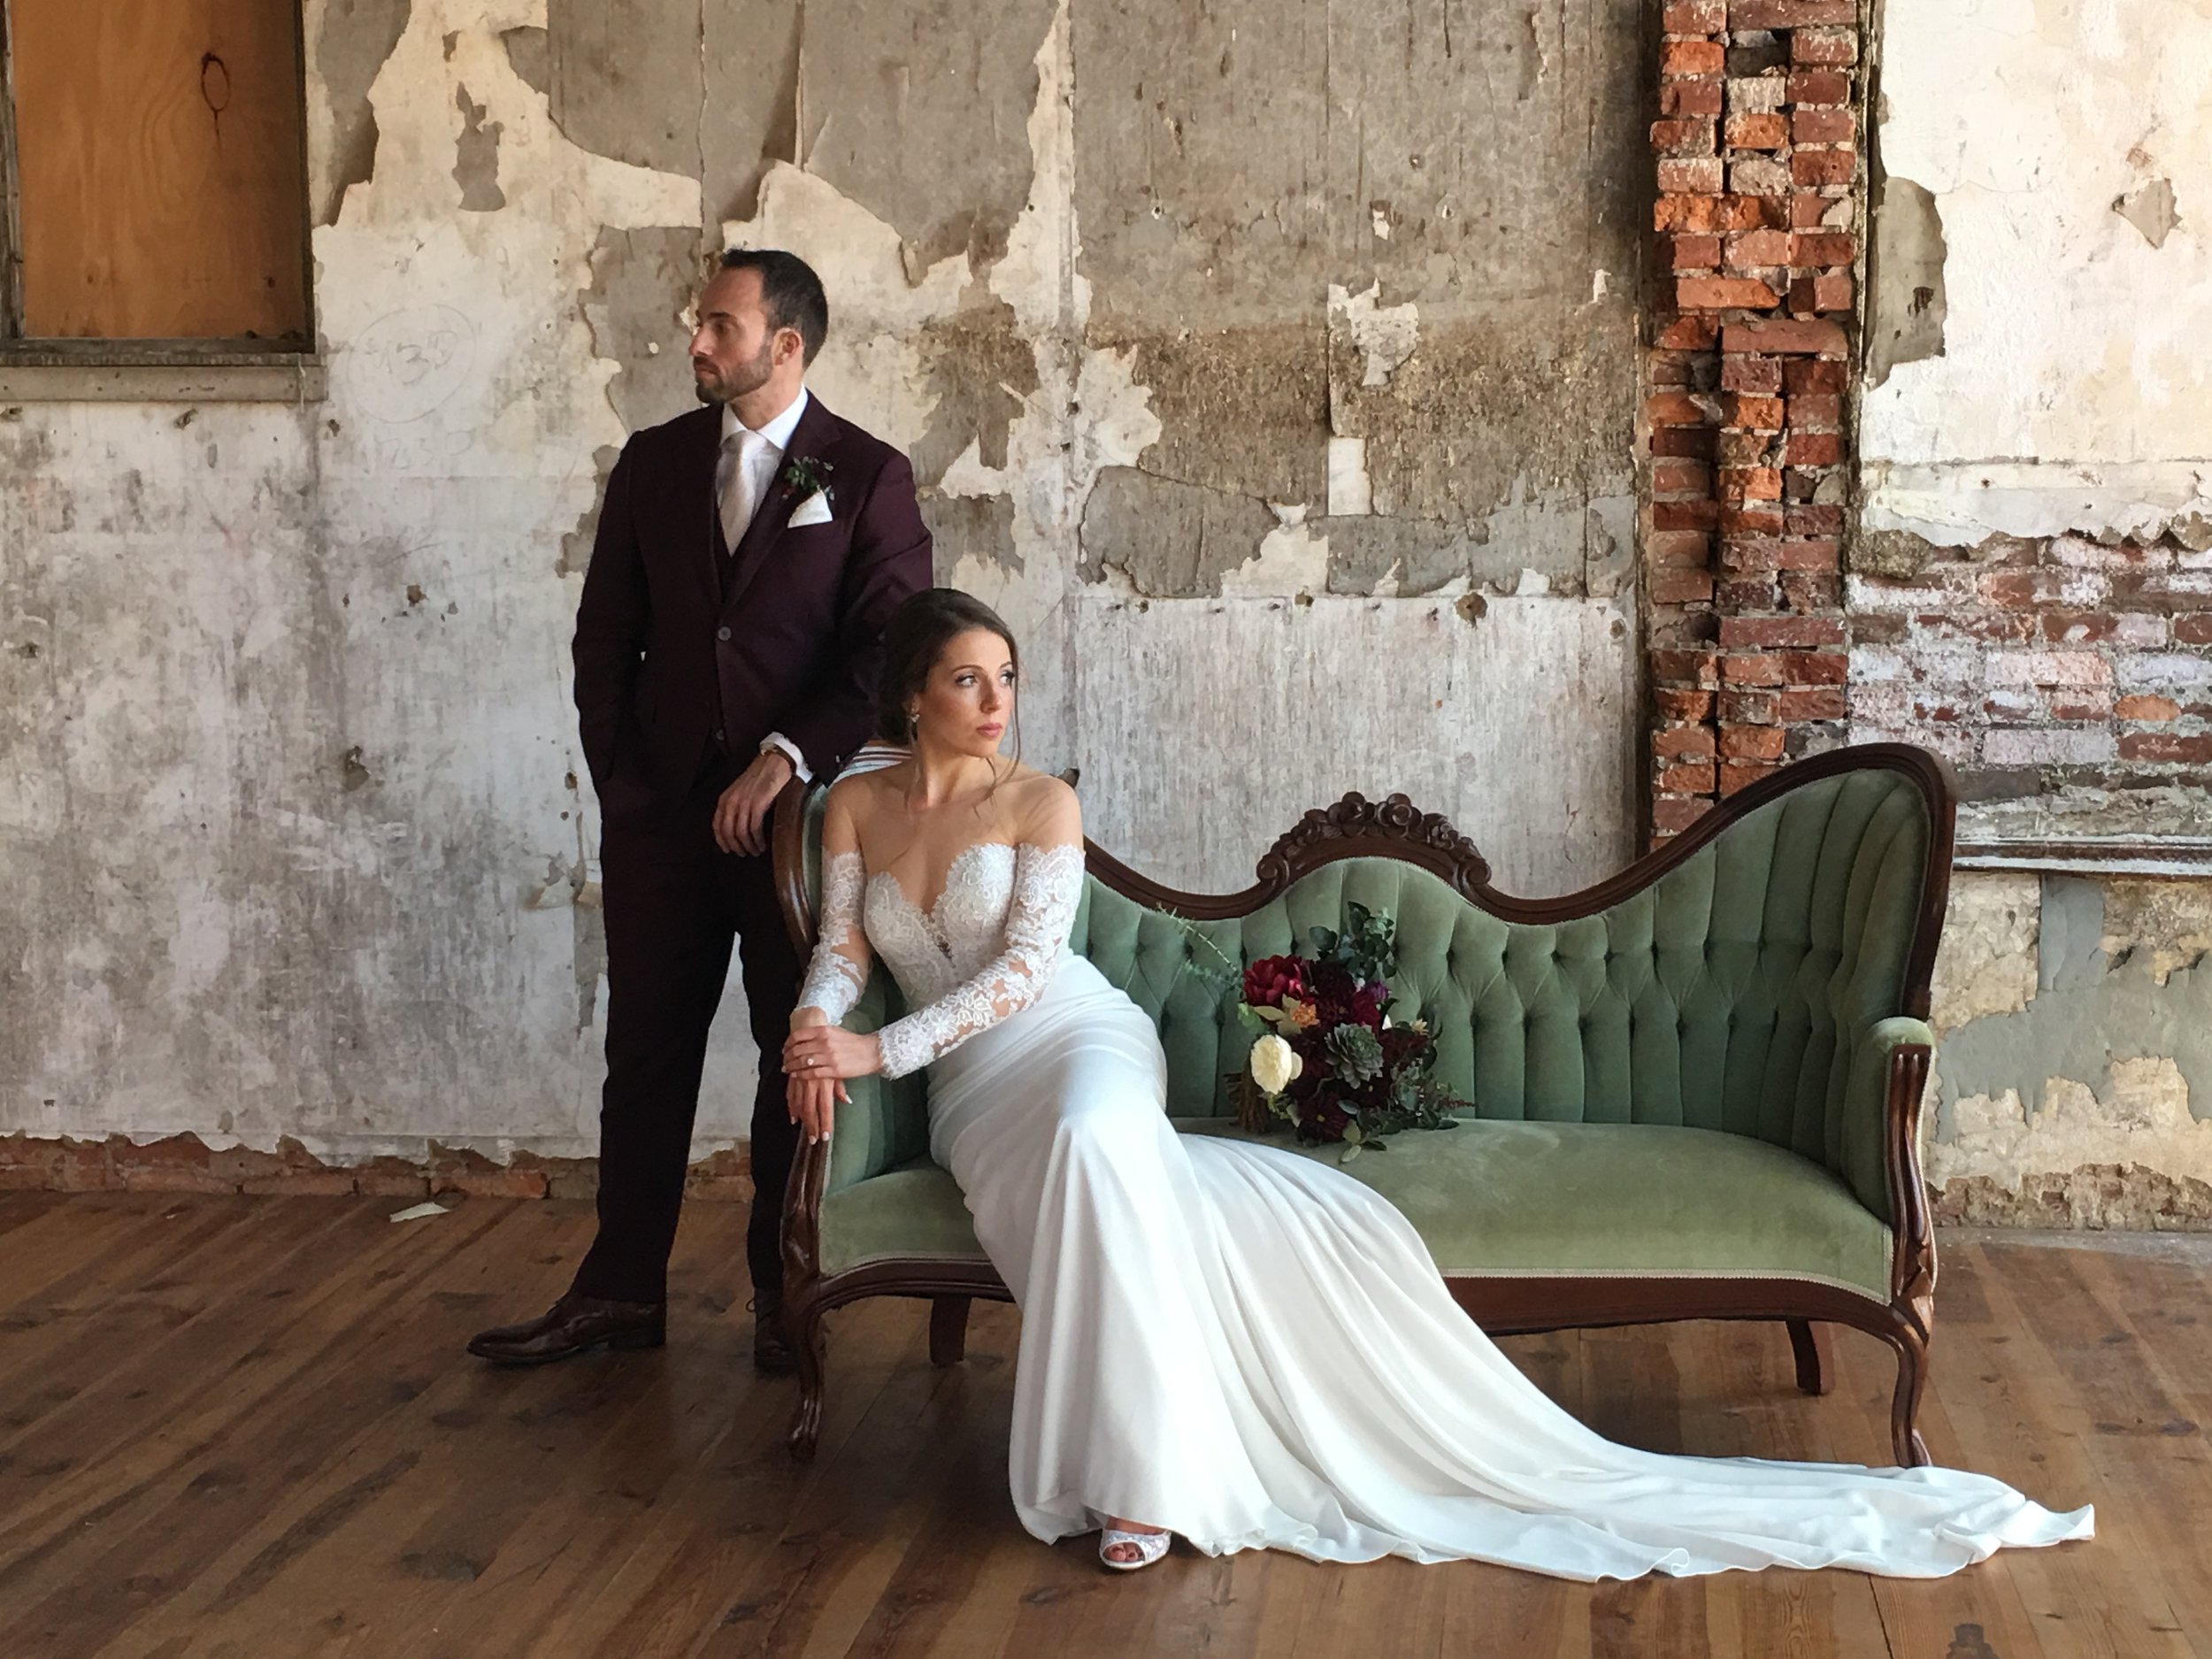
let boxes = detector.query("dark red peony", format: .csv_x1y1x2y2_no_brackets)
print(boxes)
1305,961,1387,1029
1242,954,1309,1008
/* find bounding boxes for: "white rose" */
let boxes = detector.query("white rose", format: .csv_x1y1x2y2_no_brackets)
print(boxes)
1249,1033,1302,1095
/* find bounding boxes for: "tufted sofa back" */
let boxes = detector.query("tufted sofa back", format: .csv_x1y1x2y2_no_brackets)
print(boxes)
789,762,1938,1221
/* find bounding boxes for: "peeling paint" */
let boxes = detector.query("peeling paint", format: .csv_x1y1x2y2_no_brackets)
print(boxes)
537,0,712,181
311,0,414,229
1218,506,1329,599
1861,461,2212,550
1325,515,1491,597
1934,1164,2212,1230
1930,872,2212,1228
1101,327,1325,509
795,0,1058,273
910,299,1039,488
2114,177,2180,250
451,85,506,211
1327,437,1372,518
579,226,705,434
1865,0,2212,545
1865,175,1946,389
1933,1065,2212,1229
558,443,621,579
1847,524,2042,580
1931,874,2040,1027
497,24,547,96
1329,281,1420,389
1078,470,1273,595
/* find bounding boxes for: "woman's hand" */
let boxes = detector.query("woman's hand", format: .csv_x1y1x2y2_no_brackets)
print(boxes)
781,1024,884,1082
781,1024,882,1146
787,1071,846,1146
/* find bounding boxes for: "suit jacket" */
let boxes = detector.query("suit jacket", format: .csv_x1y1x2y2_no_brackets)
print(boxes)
572,393,933,826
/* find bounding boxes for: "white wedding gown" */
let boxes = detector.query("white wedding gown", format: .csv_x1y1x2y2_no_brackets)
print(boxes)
796,836,2093,1579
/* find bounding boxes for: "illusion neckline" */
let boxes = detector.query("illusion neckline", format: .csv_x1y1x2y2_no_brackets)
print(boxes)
860,840,1020,926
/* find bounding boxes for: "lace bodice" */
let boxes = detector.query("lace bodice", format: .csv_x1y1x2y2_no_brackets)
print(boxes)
796,840,1087,1079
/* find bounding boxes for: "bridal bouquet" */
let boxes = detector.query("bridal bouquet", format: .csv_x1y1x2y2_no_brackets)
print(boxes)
1228,903,1464,1160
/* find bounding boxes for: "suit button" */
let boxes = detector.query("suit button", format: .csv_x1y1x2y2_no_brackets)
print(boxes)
717,626,732,641
713,728,726,744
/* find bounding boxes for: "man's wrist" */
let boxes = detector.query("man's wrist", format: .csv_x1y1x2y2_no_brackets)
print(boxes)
759,732,811,782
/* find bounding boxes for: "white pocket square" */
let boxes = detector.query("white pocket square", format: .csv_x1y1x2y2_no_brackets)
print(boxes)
787,490,834,528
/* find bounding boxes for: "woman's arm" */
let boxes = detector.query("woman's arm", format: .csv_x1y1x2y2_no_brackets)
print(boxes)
793,786,874,1025
786,786,875,1143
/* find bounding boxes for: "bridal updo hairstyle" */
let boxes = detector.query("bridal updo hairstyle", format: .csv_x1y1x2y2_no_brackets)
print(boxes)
875,588,1021,763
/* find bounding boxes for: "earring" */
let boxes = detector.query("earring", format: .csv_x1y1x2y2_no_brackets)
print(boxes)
906,710,918,741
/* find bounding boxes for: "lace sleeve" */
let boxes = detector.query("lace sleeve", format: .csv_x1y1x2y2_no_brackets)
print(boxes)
875,841,1086,1079
796,849,871,1025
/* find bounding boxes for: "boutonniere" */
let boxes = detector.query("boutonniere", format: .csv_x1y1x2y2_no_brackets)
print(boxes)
780,455,835,503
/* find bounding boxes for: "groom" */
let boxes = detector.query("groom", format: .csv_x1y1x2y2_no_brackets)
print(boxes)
470,249,932,1371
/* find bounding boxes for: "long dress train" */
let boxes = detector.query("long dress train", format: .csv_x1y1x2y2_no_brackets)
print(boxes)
796,836,2093,1579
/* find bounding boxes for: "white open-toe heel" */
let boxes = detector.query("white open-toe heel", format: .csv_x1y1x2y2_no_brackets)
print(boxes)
1099,1527,1171,1572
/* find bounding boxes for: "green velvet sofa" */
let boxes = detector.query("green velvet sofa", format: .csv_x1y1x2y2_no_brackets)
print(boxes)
771,744,1953,1466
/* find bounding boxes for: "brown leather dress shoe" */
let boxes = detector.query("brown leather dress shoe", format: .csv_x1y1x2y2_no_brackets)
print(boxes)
466,1292,666,1364
752,1293,796,1376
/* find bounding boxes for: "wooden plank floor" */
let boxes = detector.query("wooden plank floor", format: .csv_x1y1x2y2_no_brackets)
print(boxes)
0,1193,2199,1658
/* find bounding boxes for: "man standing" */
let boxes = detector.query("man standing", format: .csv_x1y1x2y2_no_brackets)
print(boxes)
471,250,931,1371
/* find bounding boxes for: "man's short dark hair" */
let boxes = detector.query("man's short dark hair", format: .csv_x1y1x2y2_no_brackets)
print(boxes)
719,248,829,365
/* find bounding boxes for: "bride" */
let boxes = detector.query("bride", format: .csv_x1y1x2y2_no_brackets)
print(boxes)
779,588,2093,1578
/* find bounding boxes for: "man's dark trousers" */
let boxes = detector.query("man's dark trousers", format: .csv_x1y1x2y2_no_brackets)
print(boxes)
570,756,801,1306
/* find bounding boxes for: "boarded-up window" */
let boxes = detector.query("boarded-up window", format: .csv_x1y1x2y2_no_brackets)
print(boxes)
3,0,310,347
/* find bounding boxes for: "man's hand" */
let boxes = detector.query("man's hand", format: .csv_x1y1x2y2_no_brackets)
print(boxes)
712,749,795,856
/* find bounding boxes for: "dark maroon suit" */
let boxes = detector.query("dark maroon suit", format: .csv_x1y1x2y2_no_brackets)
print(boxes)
570,393,931,1303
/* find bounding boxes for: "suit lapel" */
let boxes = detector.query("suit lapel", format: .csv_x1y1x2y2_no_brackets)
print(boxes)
676,405,726,611
720,392,841,619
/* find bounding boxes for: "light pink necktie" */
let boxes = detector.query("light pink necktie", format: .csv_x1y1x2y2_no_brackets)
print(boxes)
718,427,765,550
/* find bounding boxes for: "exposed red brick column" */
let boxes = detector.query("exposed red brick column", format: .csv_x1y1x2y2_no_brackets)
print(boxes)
1643,0,1863,839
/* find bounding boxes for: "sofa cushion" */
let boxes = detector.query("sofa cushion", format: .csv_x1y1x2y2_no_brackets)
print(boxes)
817,1121,1893,1302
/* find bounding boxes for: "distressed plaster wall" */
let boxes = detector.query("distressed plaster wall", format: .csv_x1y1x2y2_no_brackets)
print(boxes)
1867,0,2212,1225
1927,872,2212,1227
2,0,1643,1168
1855,0,2212,843
1863,0,2212,554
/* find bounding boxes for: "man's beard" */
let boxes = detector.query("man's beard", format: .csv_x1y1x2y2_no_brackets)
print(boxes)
694,336,775,405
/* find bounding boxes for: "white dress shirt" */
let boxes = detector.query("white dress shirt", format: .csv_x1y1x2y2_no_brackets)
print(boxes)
720,388,814,782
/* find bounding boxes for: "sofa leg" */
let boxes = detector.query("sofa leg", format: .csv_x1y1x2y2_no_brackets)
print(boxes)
1786,1318,1833,1396
1887,1329,1932,1468
929,1295,972,1367
786,1292,828,1463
